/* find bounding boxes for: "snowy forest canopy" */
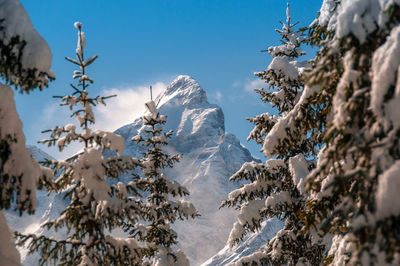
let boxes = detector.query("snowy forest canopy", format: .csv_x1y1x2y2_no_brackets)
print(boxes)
1,0,400,265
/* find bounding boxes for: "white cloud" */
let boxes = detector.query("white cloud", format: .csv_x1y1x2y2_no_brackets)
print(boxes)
213,91,222,102
232,80,241,87
36,80,168,159
96,81,166,131
244,79,265,92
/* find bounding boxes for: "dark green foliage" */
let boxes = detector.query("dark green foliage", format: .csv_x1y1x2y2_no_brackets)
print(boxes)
0,18,54,93
222,4,326,265
128,101,197,265
304,1,400,264
14,23,144,266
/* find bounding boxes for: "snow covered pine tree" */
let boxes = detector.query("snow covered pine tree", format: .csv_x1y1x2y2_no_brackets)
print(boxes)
0,0,54,265
305,0,400,264
15,22,145,265
130,97,198,265
221,4,326,265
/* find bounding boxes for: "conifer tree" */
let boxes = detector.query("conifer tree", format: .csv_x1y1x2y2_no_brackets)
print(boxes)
130,98,198,265
304,0,400,264
15,22,145,265
0,0,54,264
221,4,325,265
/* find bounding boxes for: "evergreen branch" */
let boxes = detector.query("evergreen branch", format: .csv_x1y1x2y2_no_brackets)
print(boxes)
65,57,81,66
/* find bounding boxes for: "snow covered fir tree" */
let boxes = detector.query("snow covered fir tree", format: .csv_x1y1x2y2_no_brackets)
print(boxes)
221,4,325,265
15,22,146,265
15,22,198,266
214,1,400,264
3,0,400,265
0,0,54,264
130,98,197,265
303,0,400,264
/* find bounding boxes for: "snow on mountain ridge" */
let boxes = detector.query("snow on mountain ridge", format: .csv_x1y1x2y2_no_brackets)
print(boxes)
8,75,262,266
26,145,55,162
156,75,208,107
203,218,284,266
116,75,257,265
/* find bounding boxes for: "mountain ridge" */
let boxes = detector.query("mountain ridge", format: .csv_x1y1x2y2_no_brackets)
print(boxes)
8,75,262,265
115,75,257,264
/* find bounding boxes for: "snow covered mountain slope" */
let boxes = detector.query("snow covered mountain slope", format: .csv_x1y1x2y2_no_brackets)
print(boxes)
115,75,258,264
202,218,284,266
7,75,262,265
26,145,55,162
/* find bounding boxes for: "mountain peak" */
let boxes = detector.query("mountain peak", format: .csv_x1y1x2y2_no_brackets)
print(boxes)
15,76,259,266
168,75,198,92
172,74,195,83
156,75,208,107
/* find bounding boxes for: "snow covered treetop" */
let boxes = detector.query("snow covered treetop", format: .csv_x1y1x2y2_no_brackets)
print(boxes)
316,0,400,43
267,3,305,59
156,75,208,107
0,0,54,92
142,100,167,126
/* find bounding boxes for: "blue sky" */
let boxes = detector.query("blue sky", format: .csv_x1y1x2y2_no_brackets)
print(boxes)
16,0,322,159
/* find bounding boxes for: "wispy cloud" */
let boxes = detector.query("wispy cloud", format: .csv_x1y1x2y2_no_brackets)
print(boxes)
213,90,222,102
232,80,241,87
96,81,166,131
36,80,169,159
244,79,265,92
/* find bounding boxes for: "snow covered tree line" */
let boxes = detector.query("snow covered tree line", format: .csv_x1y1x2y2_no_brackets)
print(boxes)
16,21,196,266
222,3,326,265
305,0,400,264
2,0,400,265
0,0,196,265
223,1,400,265
13,22,197,265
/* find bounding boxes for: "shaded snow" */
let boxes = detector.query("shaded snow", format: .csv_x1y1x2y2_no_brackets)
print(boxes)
0,211,20,266
376,160,400,219
0,84,52,213
289,154,309,195
0,0,54,87
3,146,60,265
371,24,400,130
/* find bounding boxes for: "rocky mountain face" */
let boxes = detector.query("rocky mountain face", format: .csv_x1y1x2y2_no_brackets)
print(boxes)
6,75,275,265
115,75,258,264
